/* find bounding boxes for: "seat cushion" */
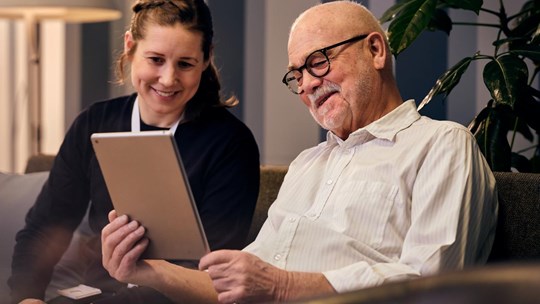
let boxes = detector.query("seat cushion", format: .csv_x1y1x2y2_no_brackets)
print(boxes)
0,171,49,298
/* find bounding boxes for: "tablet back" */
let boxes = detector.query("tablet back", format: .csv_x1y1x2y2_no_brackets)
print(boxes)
91,131,209,260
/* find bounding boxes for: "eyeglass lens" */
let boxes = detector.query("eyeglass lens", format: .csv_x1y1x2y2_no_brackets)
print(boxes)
285,51,330,94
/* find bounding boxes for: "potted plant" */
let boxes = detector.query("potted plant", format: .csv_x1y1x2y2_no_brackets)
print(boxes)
380,0,540,172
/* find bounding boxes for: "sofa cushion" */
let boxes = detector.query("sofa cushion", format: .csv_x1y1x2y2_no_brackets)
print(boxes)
0,171,97,301
489,172,540,262
0,171,49,299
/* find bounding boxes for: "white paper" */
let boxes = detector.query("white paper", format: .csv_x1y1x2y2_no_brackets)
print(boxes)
57,284,102,300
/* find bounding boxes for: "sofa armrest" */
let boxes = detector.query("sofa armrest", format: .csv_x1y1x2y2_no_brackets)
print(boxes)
25,154,55,173
246,165,288,246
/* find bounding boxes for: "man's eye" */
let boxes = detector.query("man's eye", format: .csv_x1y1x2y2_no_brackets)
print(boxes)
310,59,327,68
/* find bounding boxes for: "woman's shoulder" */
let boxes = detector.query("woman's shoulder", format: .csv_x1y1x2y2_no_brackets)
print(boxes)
196,107,250,132
85,94,136,115
69,94,136,133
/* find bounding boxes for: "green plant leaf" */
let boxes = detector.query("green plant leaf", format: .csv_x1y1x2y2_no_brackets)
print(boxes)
514,88,540,132
532,149,540,172
427,9,453,34
387,0,438,55
511,152,533,172
417,56,473,110
380,0,411,23
509,47,540,62
468,103,492,134
532,24,540,44
440,0,483,13
514,118,535,142
471,106,512,171
483,55,529,109
513,1,540,36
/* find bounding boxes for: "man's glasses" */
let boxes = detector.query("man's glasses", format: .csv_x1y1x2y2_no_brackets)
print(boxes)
282,34,368,94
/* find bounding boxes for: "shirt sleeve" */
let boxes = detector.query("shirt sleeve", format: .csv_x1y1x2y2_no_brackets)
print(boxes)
323,127,498,292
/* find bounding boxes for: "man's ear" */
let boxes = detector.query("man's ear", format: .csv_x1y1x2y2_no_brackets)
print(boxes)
124,31,135,56
368,32,387,70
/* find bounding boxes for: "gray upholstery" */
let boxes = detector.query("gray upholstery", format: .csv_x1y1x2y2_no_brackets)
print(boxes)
246,165,288,245
0,171,49,299
24,153,55,174
1,154,93,301
488,172,540,262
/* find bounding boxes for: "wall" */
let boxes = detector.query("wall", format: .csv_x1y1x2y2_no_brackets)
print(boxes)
0,20,76,173
1,0,536,172
244,0,321,165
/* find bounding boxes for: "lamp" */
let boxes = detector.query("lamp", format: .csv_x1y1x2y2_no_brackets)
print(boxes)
0,0,121,155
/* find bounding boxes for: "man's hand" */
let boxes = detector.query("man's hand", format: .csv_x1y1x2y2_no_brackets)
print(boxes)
101,210,152,284
199,250,287,303
200,250,336,303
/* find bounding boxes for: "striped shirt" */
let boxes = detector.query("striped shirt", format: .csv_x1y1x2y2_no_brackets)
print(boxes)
244,100,498,292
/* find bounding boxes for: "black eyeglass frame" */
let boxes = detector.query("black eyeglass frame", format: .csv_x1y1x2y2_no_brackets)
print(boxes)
281,34,369,94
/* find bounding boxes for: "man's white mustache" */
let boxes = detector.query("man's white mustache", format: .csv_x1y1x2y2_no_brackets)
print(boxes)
308,82,341,104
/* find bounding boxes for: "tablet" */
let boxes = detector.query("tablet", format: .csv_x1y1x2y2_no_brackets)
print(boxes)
91,130,209,260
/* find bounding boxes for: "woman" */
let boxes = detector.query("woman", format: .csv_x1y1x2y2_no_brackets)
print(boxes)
9,0,260,303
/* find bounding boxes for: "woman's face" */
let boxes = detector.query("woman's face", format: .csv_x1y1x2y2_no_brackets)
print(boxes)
125,23,208,127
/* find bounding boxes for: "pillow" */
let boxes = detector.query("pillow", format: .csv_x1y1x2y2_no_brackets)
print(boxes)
0,171,49,299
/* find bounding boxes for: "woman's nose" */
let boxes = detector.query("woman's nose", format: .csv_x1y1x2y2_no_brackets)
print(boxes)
159,64,178,87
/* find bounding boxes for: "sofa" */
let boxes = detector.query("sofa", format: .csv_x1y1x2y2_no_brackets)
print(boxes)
1,154,539,300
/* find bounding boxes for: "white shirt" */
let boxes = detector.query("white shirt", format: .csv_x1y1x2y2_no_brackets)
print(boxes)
244,100,498,292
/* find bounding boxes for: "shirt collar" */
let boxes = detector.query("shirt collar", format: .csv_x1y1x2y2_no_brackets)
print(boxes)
325,100,421,146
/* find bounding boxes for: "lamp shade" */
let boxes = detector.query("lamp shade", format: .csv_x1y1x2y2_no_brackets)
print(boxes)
0,0,122,23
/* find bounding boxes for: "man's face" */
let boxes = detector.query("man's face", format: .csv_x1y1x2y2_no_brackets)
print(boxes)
287,19,376,139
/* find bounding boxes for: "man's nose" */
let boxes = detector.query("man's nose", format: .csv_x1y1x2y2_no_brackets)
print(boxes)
299,69,323,94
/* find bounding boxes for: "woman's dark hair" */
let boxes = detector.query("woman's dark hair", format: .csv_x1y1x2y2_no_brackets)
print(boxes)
115,0,237,120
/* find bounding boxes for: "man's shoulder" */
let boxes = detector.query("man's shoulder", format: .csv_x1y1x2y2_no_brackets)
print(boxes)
416,116,472,137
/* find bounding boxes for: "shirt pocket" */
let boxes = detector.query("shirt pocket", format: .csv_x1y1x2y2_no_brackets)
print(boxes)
328,180,398,249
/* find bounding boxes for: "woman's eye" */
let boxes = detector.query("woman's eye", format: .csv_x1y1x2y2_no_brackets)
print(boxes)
149,57,164,64
178,61,195,69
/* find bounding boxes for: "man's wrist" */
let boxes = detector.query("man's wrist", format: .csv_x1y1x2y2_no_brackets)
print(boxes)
274,268,291,302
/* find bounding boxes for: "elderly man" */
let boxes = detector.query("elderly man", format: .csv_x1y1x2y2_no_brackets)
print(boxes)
101,1,498,303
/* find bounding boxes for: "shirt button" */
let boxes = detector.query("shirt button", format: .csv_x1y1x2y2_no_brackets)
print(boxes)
289,217,296,223
274,254,282,261
326,179,333,185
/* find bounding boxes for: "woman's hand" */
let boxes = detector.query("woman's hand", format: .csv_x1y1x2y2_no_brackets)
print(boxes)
101,210,151,284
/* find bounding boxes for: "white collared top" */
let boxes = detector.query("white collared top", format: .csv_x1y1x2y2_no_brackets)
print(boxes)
244,100,498,292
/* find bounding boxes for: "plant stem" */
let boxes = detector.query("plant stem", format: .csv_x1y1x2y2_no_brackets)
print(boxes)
530,67,539,85
452,22,501,29
516,145,539,154
508,9,530,21
480,8,500,16
510,118,519,151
